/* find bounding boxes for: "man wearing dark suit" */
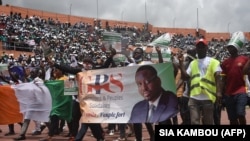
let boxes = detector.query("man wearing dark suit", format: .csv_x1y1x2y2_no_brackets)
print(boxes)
129,65,178,123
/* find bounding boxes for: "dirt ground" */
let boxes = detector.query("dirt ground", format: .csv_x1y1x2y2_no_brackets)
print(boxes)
0,109,250,141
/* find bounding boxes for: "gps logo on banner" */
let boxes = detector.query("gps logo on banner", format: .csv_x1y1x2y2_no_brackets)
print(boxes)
87,74,123,94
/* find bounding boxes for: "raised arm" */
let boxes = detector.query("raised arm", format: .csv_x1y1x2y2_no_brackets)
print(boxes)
177,52,190,81
155,46,163,63
47,57,82,75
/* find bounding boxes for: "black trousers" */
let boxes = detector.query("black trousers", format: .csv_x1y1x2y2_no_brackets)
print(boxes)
48,115,60,136
75,123,104,141
68,100,82,137
134,123,155,141
8,122,22,133
213,102,222,125
179,96,191,125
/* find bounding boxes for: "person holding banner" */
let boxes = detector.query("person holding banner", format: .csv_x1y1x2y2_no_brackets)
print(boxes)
52,67,71,136
39,67,73,141
47,48,117,141
128,46,163,66
111,54,135,141
127,46,166,141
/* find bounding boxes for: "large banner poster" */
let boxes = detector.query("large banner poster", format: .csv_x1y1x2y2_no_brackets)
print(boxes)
77,62,177,123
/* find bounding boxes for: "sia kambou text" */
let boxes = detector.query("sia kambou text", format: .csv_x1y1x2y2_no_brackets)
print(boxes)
159,128,246,138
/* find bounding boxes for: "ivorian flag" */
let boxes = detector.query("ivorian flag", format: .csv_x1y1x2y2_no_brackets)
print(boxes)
45,80,73,122
0,80,73,124
0,85,23,124
0,82,52,125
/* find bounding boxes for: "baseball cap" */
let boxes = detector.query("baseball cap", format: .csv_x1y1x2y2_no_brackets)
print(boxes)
227,31,245,50
195,38,208,46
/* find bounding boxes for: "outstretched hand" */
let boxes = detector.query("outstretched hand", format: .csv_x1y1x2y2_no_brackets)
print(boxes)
177,51,184,64
45,57,54,66
109,47,117,57
155,46,161,53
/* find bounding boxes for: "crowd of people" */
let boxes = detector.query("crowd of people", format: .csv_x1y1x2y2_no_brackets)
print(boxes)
0,11,250,141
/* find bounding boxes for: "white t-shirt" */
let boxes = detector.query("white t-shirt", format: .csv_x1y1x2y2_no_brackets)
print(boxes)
186,56,222,100
127,60,154,66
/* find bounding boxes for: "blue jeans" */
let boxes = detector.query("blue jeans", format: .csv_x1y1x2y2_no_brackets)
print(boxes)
224,93,248,124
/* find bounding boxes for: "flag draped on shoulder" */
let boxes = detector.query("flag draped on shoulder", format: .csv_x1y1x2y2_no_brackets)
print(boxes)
45,80,72,122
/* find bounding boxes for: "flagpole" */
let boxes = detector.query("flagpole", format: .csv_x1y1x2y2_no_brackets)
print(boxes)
196,8,199,37
97,0,99,20
145,0,147,23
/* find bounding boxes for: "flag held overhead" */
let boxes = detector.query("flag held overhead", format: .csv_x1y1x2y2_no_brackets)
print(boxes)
148,33,172,47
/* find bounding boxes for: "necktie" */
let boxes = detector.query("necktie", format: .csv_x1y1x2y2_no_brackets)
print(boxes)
147,104,155,122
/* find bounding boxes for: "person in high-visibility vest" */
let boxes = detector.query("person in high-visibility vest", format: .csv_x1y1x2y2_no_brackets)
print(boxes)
178,38,222,125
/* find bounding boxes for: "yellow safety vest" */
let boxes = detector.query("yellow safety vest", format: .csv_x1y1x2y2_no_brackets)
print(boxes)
190,58,220,103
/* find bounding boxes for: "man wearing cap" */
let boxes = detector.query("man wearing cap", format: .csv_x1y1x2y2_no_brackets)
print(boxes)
221,31,249,125
178,38,222,125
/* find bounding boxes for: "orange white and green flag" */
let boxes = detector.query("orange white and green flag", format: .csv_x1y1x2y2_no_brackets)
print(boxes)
0,81,52,125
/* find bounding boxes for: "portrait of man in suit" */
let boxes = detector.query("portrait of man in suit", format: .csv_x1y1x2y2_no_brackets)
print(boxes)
128,65,178,123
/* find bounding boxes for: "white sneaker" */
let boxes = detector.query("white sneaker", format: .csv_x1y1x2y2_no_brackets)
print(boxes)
109,130,114,135
134,138,144,141
117,137,126,141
